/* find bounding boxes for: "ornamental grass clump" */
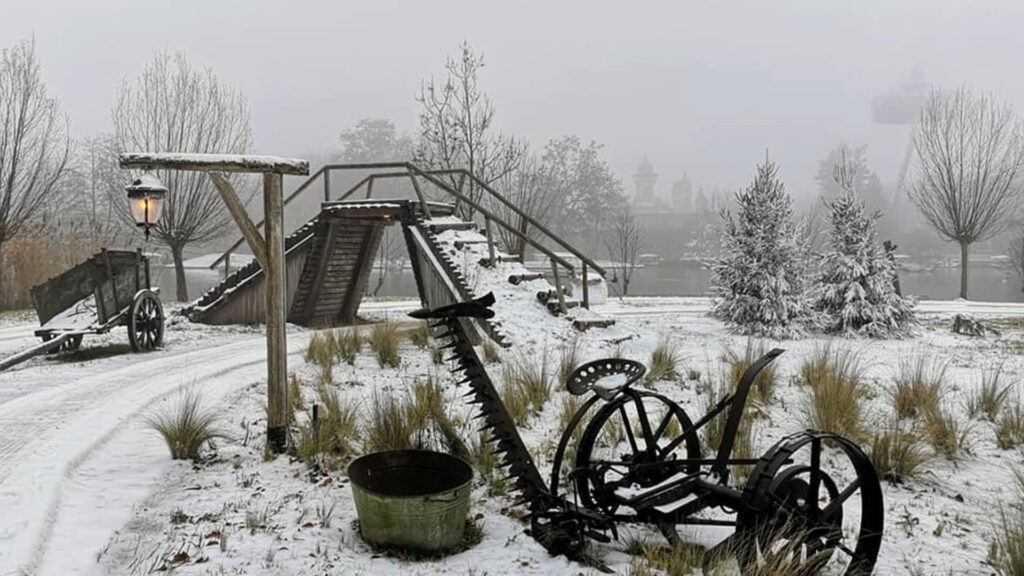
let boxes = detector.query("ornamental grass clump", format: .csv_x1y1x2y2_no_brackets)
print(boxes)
892,354,947,420
724,338,777,402
146,388,225,461
369,321,401,368
802,347,868,442
296,384,358,469
967,362,1009,422
644,336,679,385
868,422,930,484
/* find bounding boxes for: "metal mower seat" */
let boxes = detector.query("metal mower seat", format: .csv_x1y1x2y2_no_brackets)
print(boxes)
567,358,647,399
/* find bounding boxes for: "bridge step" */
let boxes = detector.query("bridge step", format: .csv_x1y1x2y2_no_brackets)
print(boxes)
546,299,581,315
535,287,570,303
573,318,616,332
478,254,522,267
428,221,478,234
453,238,490,250
508,273,544,285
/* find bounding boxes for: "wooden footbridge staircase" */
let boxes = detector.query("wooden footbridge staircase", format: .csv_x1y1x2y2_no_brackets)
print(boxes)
184,163,613,342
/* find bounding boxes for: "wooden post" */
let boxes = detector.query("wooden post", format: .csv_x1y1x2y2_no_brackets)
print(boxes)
324,169,331,202
407,173,433,219
581,262,590,309
264,172,288,453
224,253,231,277
485,217,496,265
551,260,567,314
366,176,374,199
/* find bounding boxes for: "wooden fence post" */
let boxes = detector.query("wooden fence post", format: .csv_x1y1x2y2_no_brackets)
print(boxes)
264,172,289,453
551,260,567,314
581,262,590,309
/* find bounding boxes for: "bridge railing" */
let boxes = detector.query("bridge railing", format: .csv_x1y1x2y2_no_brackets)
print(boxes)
210,162,605,309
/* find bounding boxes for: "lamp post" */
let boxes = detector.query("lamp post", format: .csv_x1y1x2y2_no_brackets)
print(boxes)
125,174,167,238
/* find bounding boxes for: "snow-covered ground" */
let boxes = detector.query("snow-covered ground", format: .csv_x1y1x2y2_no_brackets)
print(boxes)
0,296,1021,576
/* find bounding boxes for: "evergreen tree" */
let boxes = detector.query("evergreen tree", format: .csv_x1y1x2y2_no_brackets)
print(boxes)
710,158,810,338
813,191,915,337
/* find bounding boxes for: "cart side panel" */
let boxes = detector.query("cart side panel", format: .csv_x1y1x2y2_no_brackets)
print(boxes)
30,250,146,326
98,259,150,326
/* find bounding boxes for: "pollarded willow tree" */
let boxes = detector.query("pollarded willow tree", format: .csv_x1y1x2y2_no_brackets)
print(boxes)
710,157,810,338
1009,222,1024,292
603,210,645,298
113,52,254,301
414,42,526,220
0,39,72,297
909,87,1024,299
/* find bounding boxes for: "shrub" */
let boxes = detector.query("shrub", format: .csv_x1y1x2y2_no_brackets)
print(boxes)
967,362,1009,421
145,388,224,461
997,404,1024,449
724,338,777,402
804,348,868,442
363,391,415,452
892,354,947,419
296,385,358,469
369,321,401,368
644,336,679,385
869,420,930,483
409,322,430,349
334,327,361,366
923,406,970,459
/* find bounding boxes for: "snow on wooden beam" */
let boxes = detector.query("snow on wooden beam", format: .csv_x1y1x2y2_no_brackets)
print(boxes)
119,153,310,176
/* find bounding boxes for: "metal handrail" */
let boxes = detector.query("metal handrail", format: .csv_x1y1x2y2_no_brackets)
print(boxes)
209,161,606,281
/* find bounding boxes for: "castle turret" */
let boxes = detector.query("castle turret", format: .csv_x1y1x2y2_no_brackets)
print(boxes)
633,157,658,208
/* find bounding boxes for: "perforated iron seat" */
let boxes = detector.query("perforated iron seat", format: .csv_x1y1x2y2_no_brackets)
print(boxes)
567,358,647,399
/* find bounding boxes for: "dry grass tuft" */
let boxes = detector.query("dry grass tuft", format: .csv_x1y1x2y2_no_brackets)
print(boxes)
501,375,532,427
369,321,401,368
923,405,970,460
409,377,469,459
997,404,1024,449
408,322,430,349
558,337,581,387
892,354,947,420
724,338,778,402
700,378,756,483
469,432,505,496
868,420,931,483
334,327,362,366
482,340,502,364
505,350,552,416
967,362,1010,422
644,336,679,385
802,347,868,442
146,388,225,461
989,504,1024,576
296,384,359,469
288,373,306,420
363,391,416,452
305,330,337,381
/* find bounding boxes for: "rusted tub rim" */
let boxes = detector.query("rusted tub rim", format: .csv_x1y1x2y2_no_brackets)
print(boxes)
348,449,473,499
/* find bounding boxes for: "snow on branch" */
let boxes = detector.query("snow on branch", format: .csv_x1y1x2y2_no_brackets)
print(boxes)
119,153,309,176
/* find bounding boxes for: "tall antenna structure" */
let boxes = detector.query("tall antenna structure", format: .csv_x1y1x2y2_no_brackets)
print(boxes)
871,67,929,202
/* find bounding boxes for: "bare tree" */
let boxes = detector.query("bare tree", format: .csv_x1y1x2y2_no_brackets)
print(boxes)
114,52,254,301
603,211,645,298
0,39,72,290
491,153,558,257
909,87,1024,299
414,42,526,219
541,136,627,245
1009,223,1024,292
59,134,126,246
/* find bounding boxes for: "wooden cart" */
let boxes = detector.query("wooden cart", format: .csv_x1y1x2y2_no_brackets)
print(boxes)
0,249,164,372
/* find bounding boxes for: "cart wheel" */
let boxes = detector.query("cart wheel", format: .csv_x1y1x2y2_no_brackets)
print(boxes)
574,391,702,517
736,430,884,575
128,290,164,352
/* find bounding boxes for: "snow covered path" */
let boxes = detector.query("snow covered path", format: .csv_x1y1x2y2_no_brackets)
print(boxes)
0,326,311,576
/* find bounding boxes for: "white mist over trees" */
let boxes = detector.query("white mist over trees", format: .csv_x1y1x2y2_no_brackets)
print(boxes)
909,87,1024,300
113,51,255,302
0,39,71,298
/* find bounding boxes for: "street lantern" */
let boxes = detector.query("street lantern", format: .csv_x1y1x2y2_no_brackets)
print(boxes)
126,174,167,238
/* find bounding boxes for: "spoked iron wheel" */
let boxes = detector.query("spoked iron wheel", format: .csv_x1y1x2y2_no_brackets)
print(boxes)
737,431,884,575
574,390,701,517
128,290,164,352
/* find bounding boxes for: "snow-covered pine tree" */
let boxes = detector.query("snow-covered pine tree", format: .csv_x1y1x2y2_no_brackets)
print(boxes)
813,190,915,337
710,158,810,338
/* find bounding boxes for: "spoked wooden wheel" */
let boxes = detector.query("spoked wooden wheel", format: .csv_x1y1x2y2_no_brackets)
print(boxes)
737,431,884,575
128,290,164,352
574,391,701,516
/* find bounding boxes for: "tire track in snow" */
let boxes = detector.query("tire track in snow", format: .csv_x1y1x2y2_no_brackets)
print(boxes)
0,333,309,574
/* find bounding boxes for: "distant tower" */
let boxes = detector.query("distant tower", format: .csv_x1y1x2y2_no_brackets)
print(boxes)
671,172,693,213
633,157,658,208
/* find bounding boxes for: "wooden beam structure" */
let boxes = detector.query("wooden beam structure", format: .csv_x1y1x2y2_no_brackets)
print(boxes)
119,152,309,454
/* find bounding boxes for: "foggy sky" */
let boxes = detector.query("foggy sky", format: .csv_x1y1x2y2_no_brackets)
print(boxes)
5,0,1023,201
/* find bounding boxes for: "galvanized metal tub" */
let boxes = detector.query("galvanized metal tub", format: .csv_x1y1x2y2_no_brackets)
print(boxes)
348,449,473,552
